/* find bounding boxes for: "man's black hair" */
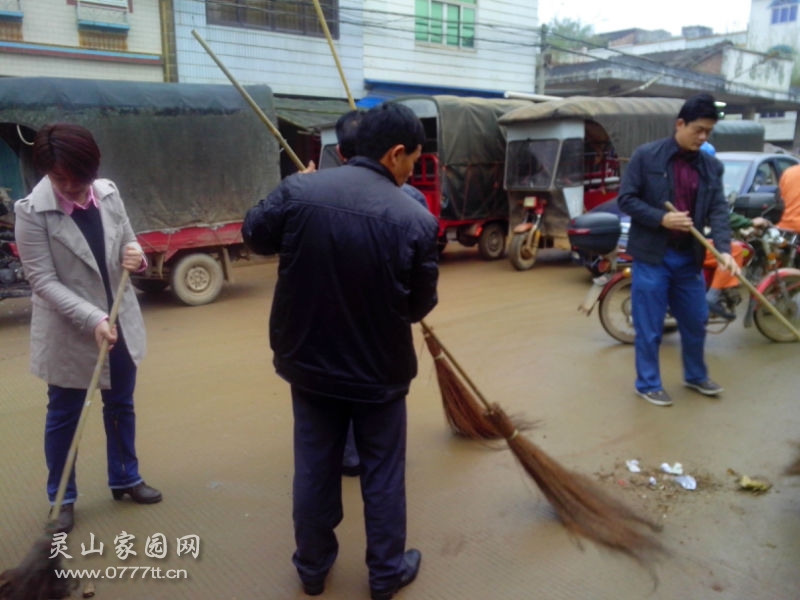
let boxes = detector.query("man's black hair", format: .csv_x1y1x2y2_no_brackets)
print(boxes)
335,110,363,160
677,93,719,124
354,103,425,161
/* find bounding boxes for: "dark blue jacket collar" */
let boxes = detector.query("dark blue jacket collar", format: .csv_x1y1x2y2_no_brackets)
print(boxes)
348,156,400,187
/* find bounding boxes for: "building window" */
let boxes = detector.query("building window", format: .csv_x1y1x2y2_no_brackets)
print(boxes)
0,0,23,42
770,1,798,24
206,1,339,38
415,0,475,49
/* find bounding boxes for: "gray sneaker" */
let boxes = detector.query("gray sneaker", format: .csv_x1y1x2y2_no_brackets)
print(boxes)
637,389,673,406
684,379,724,396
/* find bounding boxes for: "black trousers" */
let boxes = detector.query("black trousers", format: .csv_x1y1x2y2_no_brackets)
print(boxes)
290,385,407,591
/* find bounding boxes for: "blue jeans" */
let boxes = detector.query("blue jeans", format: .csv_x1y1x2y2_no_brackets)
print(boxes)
291,386,407,591
45,335,142,504
631,249,709,393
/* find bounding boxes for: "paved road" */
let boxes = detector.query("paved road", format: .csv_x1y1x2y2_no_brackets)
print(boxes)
0,248,797,599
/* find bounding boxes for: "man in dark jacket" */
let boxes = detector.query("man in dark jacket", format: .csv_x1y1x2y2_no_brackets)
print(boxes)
242,103,438,600
330,109,430,477
618,93,737,407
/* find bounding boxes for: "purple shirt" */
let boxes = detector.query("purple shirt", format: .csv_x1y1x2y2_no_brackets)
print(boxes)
669,153,699,247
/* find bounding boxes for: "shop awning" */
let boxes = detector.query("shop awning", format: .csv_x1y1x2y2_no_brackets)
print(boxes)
273,96,352,132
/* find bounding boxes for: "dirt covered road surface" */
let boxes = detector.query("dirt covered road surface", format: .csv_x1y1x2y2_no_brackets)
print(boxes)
1,248,798,600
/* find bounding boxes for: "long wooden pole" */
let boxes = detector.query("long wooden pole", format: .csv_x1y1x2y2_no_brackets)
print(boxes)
51,271,130,520
191,29,305,171
311,0,357,110
665,201,800,341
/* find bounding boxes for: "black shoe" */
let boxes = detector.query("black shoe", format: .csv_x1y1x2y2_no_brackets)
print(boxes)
708,299,736,321
370,549,421,600
48,503,74,534
342,463,363,477
684,379,724,396
112,482,163,504
302,579,325,596
636,389,673,407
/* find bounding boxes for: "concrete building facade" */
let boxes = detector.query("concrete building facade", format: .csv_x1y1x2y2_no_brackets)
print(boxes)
171,0,538,102
0,0,163,81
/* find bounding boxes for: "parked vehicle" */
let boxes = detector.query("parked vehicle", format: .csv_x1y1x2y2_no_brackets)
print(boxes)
0,77,281,305
571,215,800,343
0,187,27,300
717,151,800,221
707,119,766,153
497,96,684,270
318,96,530,259
391,95,530,259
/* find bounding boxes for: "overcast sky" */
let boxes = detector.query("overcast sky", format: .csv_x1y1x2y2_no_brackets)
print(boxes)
539,0,753,37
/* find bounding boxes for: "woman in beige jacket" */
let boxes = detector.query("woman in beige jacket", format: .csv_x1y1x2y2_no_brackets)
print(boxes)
14,123,161,534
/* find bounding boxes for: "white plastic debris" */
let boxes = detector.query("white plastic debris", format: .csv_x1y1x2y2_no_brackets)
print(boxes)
648,476,657,487
660,462,684,475
625,459,641,473
673,475,697,490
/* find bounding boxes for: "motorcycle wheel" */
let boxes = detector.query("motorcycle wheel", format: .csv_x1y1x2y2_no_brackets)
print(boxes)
753,274,800,342
598,277,636,344
509,230,538,271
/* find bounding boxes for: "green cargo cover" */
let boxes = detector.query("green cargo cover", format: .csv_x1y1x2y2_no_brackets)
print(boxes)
498,96,685,167
394,95,530,222
0,77,280,234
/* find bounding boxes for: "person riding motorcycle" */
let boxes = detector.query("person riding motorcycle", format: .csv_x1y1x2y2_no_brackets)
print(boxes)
776,163,800,233
701,143,800,318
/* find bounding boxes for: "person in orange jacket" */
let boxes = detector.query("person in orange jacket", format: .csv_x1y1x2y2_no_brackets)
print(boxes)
777,163,800,233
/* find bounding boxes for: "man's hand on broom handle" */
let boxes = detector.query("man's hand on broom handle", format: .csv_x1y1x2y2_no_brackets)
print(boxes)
662,203,738,276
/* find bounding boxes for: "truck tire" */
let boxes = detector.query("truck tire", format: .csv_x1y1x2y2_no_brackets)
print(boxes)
477,222,506,260
170,253,224,306
131,278,169,294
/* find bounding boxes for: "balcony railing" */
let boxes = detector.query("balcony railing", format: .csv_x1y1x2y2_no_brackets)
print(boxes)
76,0,129,32
0,0,23,20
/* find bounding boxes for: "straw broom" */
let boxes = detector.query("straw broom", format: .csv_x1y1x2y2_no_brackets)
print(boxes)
420,322,503,439
0,271,130,599
420,321,664,562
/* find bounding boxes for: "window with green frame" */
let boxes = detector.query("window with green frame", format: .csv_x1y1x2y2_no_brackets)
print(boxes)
415,0,475,48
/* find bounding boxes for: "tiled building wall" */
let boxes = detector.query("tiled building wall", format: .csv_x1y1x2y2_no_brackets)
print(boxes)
173,0,365,98
0,0,163,81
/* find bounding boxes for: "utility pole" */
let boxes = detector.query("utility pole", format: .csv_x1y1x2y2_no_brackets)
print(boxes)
535,24,547,95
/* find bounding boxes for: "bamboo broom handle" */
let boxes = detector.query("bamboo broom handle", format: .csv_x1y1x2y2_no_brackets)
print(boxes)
312,0,357,110
191,29,306,171
420,320,493,411
51,270,131,518
664,201,800,341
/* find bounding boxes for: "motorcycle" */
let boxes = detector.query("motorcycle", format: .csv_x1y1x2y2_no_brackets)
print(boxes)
508,195,547,270
570,213,800,343
0,189,30,302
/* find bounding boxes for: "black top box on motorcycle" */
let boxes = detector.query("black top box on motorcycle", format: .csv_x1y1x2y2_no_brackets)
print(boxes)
567,212,622,254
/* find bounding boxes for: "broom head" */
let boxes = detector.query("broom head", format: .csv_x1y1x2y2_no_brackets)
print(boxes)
0,533,76,600
485,403,664,565
422,327,502,440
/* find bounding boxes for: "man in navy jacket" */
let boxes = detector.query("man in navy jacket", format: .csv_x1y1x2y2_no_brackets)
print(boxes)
242,103,438,599
618,93,736,407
